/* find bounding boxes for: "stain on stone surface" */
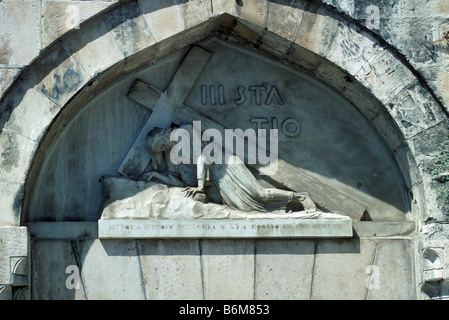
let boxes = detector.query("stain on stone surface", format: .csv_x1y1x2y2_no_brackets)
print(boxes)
102,1,151,57
63,69,83,92
0,101,14,130
12,183,24,214
337,23,362,59
0,39,12,65
41,68,83,101
400,120,413,129
1,133,19,172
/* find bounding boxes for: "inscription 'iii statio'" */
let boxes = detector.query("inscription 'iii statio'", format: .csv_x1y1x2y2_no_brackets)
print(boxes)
200,84,284,106
200,84,301,138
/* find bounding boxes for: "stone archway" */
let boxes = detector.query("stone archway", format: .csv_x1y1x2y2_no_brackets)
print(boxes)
0,0,447,299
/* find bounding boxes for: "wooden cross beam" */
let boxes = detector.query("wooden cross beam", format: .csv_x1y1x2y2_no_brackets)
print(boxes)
127,79,367,221
117,46,211,178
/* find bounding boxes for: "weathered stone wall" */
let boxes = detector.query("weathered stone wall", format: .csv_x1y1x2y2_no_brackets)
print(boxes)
2,1,446,109
0,0,119,97
321,0,449,298
0,0,448,300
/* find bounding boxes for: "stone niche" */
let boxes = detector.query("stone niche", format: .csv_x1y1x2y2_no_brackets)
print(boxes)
26,37,417,299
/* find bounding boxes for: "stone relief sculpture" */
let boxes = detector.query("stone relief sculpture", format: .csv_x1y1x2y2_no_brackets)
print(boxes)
144,124,317,214
99,123,353,222
98,46,352,239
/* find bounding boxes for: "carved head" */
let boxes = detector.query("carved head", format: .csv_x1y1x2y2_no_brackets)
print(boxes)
146,127,178,172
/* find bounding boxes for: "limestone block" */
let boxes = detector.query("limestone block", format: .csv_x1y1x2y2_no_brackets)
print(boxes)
287,44,325,72
444,245,449,280
102,1,155,58
413,25,449,102
366,240,415,299
422,180,449,223
174,17,216,49
0,180,23,225
235,0,268,29
294,2,340,57
427,0,449,17
256,1,307,57
201,240,254,299
406,121,449,221
230,18,265,47
0,0,40,67
406,119,449,160
211,0,237,16
375,17,443,65
254,32,288,57
133,17,216,72
369,111,413,190
388,83,446,139
311,239,373,299
419,178,444,223
22,43,91,107
0,226,29,287
401,15,449,77
137,240,203,299
389,144,417,192
326,21,384,76
345,0,449,20
410,181,426,222
370,110,406,152
433,66,449,114
311,239,415,299
60,17,124,78
31,240,86,300
179,0,212,29
355,50,416,107
138,0,185,43
74,239,145,299
255,240,315,299
124,47,185,94
0,84,60,141
140,17,215,71
266,0,305,42
0,68,21,99
313,59,383,122
422,224,449,241
41,0,118,48
0,130,37,184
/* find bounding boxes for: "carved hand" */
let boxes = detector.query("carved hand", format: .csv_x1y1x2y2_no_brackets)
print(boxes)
183,186,207,203
183,186,204,197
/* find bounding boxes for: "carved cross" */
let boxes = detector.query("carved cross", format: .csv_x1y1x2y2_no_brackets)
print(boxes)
117,46,211,178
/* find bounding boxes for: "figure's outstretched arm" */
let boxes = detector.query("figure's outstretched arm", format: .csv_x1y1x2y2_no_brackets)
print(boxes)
184,154,207,200
142,171,184,187
196,153,207,191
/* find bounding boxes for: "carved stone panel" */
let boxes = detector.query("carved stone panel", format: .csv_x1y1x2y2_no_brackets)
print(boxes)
29,38,410,241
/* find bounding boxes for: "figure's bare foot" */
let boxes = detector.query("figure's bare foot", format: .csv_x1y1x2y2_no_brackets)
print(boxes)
294,192,317,213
